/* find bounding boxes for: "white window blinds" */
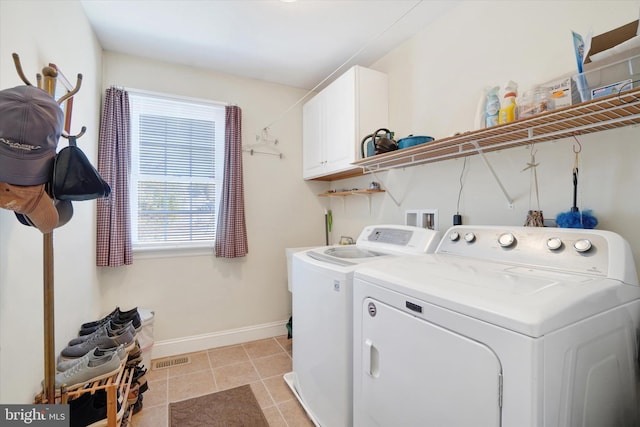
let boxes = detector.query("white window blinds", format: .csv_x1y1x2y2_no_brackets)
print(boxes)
129,91,225,250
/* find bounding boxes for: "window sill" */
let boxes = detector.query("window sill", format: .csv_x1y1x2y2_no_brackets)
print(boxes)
133,244,214,260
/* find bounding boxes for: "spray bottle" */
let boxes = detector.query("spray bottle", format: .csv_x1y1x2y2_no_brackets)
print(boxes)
499,81,518,125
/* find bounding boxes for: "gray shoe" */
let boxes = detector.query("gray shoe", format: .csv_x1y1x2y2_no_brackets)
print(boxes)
68,320,133,346
67,325,108,346
54,352,123,390
57,344,127,372
60,324,136,359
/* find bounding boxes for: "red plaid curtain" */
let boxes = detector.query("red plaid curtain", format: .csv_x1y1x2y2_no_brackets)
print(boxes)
215,105,248,258
96,87,132,266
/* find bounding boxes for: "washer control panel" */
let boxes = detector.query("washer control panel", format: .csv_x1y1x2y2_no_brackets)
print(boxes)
439,225,624,278
367,228,413,245
357,225,442,254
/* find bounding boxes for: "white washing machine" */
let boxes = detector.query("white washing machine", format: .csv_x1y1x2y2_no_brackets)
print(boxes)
284,224,442,427
353,225,640,427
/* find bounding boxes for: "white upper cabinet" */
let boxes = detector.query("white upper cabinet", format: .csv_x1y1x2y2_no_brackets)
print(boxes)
303,65,388,181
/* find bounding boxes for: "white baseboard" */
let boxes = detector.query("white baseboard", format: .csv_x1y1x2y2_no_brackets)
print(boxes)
149,320,289,360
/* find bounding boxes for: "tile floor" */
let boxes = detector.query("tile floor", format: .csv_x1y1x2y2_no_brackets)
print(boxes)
130,335,315,427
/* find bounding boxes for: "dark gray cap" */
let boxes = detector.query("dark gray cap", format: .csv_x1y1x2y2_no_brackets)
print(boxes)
0,85,63,185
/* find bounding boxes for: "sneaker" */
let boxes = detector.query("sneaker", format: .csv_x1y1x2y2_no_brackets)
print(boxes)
126,352,143,368
131,393,143,415
69,320,134,346
125,341,142,367
94,344,128,362
68,325,108,347
57,345,127,372
131,366,147,383
69,389,124,427
131,366,148,392
79,307,141,336
61,324,136,359
79,307,120,330
127,382,140,406
54,352,122,390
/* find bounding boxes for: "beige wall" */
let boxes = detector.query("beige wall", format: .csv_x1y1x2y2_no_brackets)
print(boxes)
328,1,640,274
0,0,103,402
98,52,328,357
1,0,639,404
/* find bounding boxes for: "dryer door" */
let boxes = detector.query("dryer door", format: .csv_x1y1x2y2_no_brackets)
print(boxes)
359,298,502,427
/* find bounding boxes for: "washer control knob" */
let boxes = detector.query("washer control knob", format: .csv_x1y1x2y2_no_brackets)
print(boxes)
464,232,476,243
498,233,516,248
574,239,593,253
449,231,460,242
547,237,563,251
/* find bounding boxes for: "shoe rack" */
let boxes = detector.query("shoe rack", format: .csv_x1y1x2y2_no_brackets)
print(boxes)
65,364,134,427
34,363,134,427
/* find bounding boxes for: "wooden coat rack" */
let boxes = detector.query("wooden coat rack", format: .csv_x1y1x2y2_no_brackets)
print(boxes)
11,53,83,404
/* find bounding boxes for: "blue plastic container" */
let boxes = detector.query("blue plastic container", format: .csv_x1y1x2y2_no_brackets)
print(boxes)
397,135,434,149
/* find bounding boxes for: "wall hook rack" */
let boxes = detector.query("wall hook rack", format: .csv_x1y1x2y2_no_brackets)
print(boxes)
10,52,81,404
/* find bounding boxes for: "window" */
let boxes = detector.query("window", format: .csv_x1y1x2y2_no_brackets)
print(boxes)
128,91,225,252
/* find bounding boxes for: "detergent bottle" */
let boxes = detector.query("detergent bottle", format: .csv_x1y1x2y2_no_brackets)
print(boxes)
485,86,500,127
498,81,518,125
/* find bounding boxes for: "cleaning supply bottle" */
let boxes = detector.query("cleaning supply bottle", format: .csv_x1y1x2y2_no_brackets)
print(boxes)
485,86,500,127
499,81,518,124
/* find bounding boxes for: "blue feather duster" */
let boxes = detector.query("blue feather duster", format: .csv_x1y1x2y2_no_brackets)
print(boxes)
556,161,598,229
556,209,598,229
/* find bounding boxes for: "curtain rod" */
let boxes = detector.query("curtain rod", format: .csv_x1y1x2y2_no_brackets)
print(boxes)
120,86,230,107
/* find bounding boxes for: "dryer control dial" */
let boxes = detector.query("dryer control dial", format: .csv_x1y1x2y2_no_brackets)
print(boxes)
498,233,516,248
449,231,460,242
464,232,476,243
547,237,563,251
574,239,593,253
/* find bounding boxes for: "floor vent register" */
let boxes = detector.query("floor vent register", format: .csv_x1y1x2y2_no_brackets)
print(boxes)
153,356,191,370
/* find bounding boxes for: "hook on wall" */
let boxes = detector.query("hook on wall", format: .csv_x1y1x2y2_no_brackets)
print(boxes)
62,126,87,140
57,74,83,105
12,53,32,86
572,134,582,153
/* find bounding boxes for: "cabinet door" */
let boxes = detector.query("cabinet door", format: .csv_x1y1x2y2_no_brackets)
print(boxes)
356,67,389,154
301,65,388,180
323,67,356,172
302,93,325,179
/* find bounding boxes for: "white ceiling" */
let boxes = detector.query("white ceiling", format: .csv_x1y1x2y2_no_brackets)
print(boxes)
80,0,458,90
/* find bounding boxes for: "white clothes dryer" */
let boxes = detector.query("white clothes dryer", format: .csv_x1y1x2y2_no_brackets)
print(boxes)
285,224,442,427
353,225,640,427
